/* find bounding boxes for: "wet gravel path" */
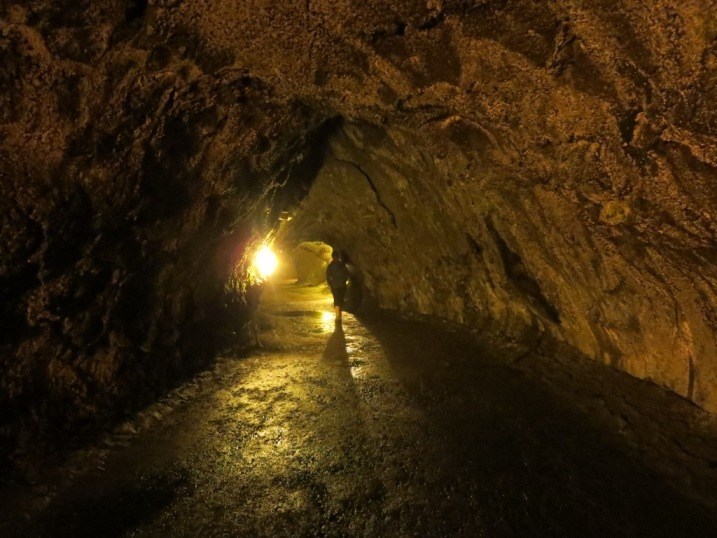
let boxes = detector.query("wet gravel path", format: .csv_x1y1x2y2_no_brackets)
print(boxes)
2,283,716,537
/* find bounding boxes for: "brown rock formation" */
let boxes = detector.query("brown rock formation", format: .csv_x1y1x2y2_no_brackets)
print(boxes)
2,0,716,457
0,0,330,456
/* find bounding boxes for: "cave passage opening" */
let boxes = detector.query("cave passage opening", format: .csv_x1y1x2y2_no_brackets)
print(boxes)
252,239,364,316
288,241,332,285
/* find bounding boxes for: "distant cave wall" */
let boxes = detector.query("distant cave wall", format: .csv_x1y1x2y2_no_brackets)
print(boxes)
292,242,332,285
0,1,331,456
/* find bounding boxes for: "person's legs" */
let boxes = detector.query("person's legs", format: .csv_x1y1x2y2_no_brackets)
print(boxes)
331,286,347,321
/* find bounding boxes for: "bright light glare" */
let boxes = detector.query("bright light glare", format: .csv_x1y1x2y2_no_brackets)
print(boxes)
253,245,278,279
321,310,335,332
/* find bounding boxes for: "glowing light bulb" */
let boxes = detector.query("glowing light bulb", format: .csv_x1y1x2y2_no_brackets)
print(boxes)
253,245,278,279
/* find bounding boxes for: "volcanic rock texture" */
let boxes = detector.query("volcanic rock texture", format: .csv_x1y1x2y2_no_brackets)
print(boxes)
2,0,717,456
0,0,327,456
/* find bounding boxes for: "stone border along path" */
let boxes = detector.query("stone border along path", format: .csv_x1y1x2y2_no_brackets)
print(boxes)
1,282,716,537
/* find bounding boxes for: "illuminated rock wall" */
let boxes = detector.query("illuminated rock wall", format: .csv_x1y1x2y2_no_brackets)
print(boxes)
284,120,717,414
257,0,714,411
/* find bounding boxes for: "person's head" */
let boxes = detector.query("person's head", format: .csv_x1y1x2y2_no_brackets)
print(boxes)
331,250,340,261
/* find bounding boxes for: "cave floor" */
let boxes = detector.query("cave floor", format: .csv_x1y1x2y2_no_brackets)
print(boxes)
3,282,717,537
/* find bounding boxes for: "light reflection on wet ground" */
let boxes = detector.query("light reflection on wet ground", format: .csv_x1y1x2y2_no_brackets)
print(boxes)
1,282,716,537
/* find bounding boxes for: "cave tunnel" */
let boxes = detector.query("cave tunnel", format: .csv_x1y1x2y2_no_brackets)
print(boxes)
2,0,717,535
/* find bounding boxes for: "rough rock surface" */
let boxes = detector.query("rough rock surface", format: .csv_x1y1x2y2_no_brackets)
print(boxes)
0,0,329,458
1,0,716,457
267,0,717,412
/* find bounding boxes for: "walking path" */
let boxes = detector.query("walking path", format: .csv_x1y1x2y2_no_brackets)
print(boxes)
2,283,716,536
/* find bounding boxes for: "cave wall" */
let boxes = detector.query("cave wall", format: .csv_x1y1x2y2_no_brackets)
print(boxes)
259,0,714,411
0,1,328,456
282,121,717,413
1,0,717,455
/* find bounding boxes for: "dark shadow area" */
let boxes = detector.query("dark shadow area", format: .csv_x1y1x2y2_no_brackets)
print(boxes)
485,217,561,324
359,312,717,537
273,310,324,318
266,116,344,225
5,467,191,538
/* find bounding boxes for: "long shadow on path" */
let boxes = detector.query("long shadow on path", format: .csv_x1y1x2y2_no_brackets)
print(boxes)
359,312,717,537
322,322,349,364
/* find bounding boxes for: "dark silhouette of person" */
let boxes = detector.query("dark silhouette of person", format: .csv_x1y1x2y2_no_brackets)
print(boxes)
326,250,350,322
339,250,362,312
